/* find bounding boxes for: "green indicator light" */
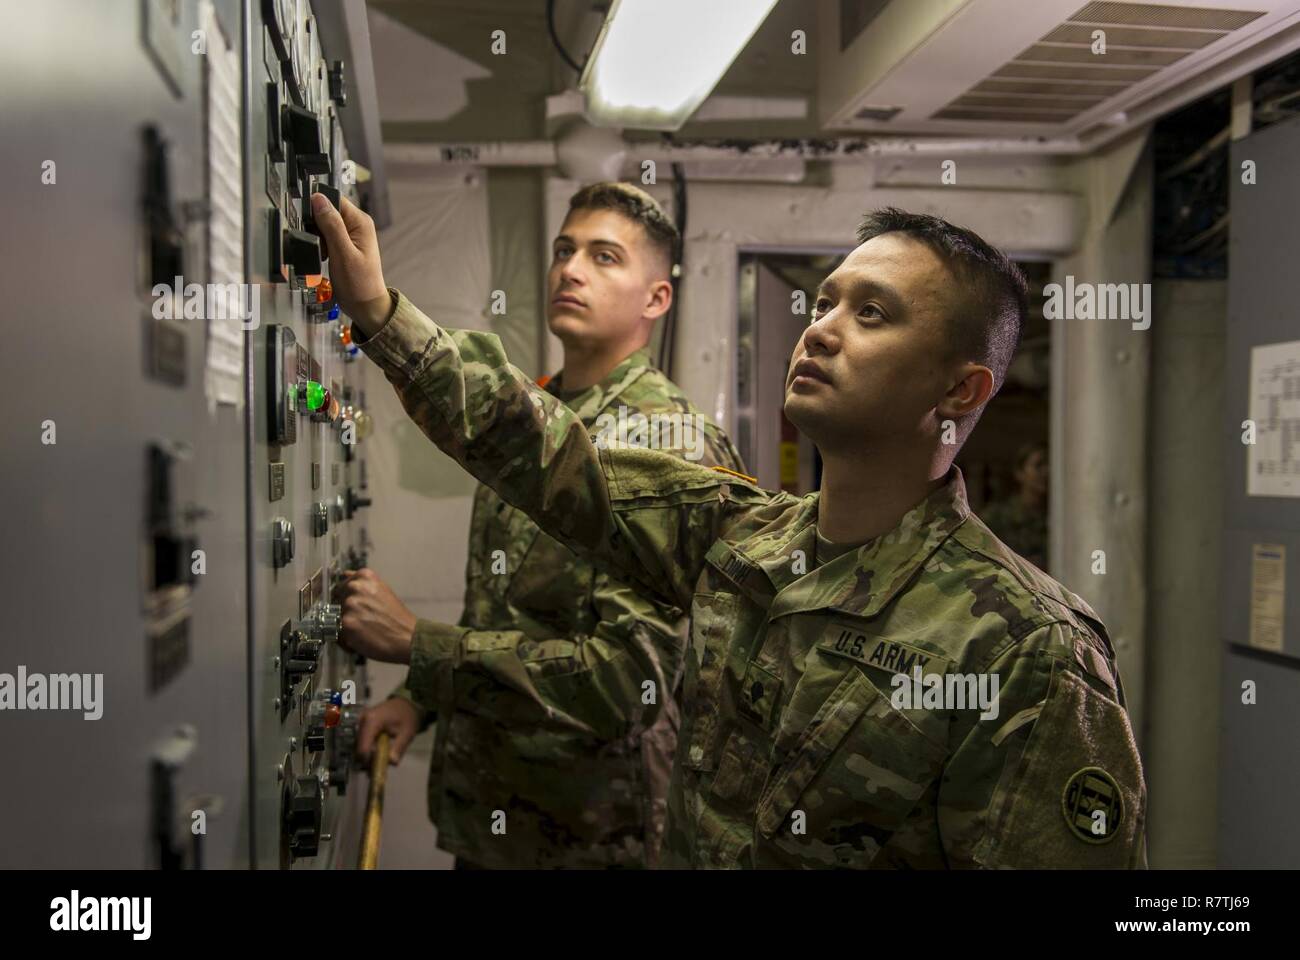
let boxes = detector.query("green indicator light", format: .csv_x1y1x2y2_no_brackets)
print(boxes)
305,380,325,411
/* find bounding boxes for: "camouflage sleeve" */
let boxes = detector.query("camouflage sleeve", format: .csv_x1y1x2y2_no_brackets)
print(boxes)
939,620,1148,868
387,675,434,733
388,402,744,740
355,288,753,611
396,587,686,741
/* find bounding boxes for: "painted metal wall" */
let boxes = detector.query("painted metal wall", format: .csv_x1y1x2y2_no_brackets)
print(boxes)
1218,115,1300,868
0,0,250,868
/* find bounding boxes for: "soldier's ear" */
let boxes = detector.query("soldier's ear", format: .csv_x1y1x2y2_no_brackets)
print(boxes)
937,363,994,419
644,278,673,322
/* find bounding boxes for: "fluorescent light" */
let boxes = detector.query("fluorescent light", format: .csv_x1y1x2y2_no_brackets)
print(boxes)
579,0,779,131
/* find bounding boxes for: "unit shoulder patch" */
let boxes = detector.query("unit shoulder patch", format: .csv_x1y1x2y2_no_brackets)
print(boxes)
1061,765,1123,844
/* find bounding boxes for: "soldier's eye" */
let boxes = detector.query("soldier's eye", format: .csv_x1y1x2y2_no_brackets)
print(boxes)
858,302,885,320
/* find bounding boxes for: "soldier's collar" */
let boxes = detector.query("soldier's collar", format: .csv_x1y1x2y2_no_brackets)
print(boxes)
711,468,971,619
542,348,654,424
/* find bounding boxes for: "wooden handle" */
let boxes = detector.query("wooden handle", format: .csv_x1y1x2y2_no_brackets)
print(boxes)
358,731,390,870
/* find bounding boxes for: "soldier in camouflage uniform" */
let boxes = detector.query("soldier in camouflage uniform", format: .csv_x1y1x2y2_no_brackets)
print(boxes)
982,442,1049,571
341,184,744,869
318,192,1148,868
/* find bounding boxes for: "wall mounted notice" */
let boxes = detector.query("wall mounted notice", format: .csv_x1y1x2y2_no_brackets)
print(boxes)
1248,340,1300,498
1249,543,1285,653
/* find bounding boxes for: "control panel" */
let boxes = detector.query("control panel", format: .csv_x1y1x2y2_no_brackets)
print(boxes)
2,0,386,869
250,0,374,870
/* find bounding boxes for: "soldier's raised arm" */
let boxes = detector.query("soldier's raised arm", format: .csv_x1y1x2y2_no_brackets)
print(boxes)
312,192,764,611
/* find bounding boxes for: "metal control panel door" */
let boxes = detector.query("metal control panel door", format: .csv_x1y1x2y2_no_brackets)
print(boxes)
1218,114,1300,867
0,0,250,868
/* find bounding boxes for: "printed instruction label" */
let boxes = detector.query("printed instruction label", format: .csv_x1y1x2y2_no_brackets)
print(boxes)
1249,543,1285,653
1248,341,1300,498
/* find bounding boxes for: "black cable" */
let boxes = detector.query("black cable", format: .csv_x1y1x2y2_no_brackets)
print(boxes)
546,0,583,74
659,162,688,376
672,162,688,250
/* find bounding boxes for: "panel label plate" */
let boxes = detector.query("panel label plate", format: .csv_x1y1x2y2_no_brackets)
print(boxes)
269,461,285,501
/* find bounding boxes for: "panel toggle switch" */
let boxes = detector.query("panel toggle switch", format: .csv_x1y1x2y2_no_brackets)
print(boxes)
266,83,285,163
271,517,295,568
281,102,322,155
328,60,347,106
310,501,329,537
284,773,325,859
345,487,372,520
282,228,322,279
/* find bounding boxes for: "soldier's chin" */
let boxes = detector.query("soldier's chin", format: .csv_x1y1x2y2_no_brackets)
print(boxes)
546,310,588,340
783,394,828,441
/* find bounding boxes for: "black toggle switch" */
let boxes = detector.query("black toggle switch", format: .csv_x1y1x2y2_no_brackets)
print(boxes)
285,774,324,859
142,126,184,289
315,182,340,208
328,60,347,106
267,84,284,163
285,138,302,198
147,443,201,591
283,228,321,278
345,487,372,520
303,182,340,251
282,102,321,155
269,207,284,281
298,152,331,177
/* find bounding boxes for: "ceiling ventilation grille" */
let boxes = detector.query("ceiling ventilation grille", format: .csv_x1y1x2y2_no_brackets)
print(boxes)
932,2,1266,123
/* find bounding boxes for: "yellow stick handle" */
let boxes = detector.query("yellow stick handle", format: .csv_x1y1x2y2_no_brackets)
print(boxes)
358,731,390,870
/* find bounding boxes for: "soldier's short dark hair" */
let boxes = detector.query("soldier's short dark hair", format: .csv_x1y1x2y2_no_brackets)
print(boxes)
856,208,1028,394
567,182,679,279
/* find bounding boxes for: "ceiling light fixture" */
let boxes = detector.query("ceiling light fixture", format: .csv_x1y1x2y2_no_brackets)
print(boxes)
579,0,779,131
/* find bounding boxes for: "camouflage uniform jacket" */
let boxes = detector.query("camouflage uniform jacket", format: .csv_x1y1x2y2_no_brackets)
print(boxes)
981,496,1048,571
360,290,1148,869
391,341,746,868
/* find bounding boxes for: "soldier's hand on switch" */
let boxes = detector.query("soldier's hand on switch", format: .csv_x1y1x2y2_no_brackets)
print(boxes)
309,192,393,337
357,697,421,766
335,567,417,664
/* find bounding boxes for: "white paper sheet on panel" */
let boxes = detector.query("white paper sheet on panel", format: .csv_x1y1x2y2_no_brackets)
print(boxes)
203,0,245,407
1247,340,1300,498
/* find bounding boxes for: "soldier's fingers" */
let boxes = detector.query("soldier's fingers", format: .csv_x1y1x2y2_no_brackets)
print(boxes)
309,193,352,258
341,597,371,624
335,577,365,600
390,724,416,765
338,194,374,241
337,614,359,650
356,709,378,761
